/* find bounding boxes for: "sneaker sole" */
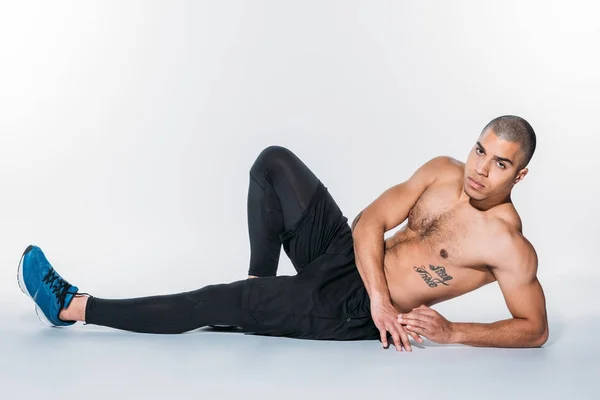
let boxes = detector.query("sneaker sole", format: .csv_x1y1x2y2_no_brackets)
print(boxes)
17,245,55,327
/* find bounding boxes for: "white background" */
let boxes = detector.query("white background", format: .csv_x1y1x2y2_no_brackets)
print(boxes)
1,0,599,314
0,2,599,398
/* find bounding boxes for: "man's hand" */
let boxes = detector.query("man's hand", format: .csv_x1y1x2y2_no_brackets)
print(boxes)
371,300,424,351
398,305,455,344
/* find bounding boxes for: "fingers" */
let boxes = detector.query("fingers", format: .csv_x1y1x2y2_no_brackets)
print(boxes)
397,316,426,327
380,329,388,348
388,328,401,350
388,322,412,352
397,325,413,351
399,316,430,334
407,329,424,343
398,311,434,326
398,317,431,338
406,325,427,338
397,310,429,344
380,325,411,352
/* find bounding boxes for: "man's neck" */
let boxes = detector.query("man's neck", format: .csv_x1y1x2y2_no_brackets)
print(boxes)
460,190,512,212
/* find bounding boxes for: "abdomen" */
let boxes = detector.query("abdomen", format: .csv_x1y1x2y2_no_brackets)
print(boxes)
383,241,495,312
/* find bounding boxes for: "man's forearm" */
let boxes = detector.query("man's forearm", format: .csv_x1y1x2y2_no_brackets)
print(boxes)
451,318,549,348
351,211,390,304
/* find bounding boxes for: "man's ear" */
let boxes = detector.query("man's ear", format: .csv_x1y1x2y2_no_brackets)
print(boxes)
514,168,528,184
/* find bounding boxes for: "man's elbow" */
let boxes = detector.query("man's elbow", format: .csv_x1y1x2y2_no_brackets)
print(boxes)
530,323,549,348
350,210,364,234
351,211,385,237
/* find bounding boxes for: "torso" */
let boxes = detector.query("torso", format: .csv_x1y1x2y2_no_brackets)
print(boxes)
382,161,518,312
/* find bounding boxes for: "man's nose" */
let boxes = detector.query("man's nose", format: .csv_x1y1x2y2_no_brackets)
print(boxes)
475,159,490,176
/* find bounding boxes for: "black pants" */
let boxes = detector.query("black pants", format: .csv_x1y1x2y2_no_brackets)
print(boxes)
85,146,379,340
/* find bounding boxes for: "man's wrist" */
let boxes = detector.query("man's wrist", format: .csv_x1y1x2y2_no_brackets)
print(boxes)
369,291,391,307
449,322,463,344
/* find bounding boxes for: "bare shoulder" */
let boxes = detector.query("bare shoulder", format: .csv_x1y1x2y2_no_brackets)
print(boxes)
494,201,524,233
487,215,538,278
426,155,464,170
416,155,464,182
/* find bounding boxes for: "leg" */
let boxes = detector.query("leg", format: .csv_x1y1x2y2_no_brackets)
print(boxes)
247,145,321,277
20,144,364,338
62,270,378,340
21,243,377,339
242,147,378,339
19,245,249,332
242,265,379,340
62,280,251,334
81,144,342,334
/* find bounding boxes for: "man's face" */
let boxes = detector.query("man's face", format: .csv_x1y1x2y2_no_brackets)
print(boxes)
463,129,527,201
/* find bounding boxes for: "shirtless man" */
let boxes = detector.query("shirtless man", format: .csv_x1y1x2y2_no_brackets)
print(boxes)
354,116,548,350
17,115,548,351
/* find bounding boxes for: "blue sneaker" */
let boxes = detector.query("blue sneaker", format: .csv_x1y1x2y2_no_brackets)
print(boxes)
17,245,80,327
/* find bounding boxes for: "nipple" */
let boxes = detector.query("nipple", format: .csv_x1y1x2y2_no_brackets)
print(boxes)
440,249,448,259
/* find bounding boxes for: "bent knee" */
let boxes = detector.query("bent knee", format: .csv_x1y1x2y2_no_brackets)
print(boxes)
250,145,295,176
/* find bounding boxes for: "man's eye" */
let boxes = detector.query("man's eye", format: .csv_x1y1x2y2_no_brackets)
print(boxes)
476,148,483,154
497,162,505,169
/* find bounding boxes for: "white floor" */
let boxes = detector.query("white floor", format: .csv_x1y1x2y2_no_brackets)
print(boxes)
1,277,599,400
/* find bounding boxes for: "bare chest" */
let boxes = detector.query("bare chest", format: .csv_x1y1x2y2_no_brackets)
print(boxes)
383,189,496,309
386,187,484,264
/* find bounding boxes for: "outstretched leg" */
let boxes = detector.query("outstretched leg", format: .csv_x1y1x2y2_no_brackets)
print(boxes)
18,244,251,333
62,282,249,334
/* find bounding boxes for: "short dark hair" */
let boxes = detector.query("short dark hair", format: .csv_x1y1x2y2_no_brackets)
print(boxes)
481,115,536,169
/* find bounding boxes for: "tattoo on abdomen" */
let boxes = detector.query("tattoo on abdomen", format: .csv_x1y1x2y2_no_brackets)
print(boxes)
413,265,454,288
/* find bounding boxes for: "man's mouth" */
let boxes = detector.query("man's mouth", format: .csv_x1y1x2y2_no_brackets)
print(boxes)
468,176,484,188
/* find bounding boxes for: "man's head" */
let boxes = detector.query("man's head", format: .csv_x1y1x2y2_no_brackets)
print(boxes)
463,115,536,203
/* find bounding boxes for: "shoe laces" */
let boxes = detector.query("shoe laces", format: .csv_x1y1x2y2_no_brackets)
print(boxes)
42,268,75,308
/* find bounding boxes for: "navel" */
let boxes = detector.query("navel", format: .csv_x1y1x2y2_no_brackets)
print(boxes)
440,249,448,259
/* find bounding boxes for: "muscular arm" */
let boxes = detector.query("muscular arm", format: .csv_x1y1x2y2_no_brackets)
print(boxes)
351,157,447,304
351,211,389,303
451,235,549,348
